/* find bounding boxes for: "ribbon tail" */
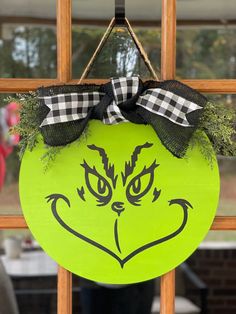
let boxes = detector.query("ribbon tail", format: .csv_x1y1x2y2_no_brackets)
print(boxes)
40,109,93,147
136,80,207,157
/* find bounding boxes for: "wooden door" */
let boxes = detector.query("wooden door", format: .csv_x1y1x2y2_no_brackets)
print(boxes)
0,0,235,313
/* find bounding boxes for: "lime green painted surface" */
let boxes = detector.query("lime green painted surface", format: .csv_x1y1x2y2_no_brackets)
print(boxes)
20,121,219,284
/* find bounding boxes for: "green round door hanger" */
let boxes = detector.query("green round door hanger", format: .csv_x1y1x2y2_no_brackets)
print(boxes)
20,121,219,284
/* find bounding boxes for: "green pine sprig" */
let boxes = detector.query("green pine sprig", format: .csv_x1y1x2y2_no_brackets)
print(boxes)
6,94,236,169
40,146,62,173
7,92,40,159
200,102,236,156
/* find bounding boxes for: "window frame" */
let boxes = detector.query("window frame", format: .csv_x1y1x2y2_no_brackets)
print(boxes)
0,0,236,313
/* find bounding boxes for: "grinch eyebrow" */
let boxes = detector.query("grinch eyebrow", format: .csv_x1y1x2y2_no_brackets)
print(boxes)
122,142,153,185
87,144,118,188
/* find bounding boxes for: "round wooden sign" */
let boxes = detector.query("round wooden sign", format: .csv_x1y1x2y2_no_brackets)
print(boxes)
20,121,219,284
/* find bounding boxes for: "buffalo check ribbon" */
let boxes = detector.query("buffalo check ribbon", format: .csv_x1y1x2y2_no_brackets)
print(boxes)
38,77,207,157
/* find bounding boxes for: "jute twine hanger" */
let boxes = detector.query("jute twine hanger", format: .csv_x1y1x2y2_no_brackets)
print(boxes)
78,0,160,83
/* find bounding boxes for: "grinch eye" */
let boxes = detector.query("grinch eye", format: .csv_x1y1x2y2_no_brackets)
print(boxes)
126,161,159,206
81,161,112,206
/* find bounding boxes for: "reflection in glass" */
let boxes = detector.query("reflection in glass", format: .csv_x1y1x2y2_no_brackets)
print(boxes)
72,26,161,79
176,0,236,79
206,95,236,217
72,0,162,79
176,28,236,79
0,26,57,78
0,0,57,78
187,236,236,313
0,229,57,314
0,96,21,215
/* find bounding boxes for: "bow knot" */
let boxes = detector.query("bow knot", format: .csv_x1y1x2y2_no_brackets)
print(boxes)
100,77,143,124
38,77,207,158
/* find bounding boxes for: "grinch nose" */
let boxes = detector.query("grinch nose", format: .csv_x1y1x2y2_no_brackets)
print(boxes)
111,202,125,216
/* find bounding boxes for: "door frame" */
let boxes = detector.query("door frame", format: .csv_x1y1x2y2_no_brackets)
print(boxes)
0,0,236,313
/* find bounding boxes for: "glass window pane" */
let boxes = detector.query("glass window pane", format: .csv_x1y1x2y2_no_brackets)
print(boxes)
72,0,161,79
0,94,21,215
0,230,57,314
207,94,236,216
0,0,57,78
186,235,236,314
218,156,236,216
177,0,236,79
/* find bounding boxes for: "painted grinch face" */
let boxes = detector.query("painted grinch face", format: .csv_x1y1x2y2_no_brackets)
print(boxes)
46,142,192,268
20,121,219,283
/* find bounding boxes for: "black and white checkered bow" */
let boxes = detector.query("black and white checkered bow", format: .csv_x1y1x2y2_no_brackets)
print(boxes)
39,77,202,128
38,77,207,157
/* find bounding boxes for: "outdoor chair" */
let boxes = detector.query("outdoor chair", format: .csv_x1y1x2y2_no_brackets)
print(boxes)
0,259,19,314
